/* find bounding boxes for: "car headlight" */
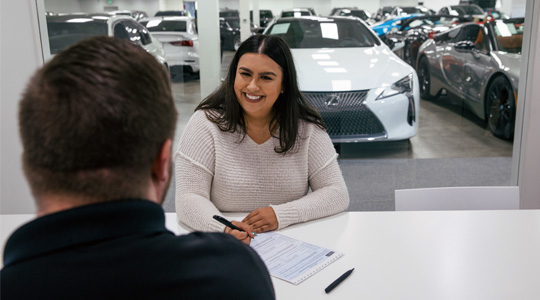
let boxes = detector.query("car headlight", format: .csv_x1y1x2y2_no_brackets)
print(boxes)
375,73,413,100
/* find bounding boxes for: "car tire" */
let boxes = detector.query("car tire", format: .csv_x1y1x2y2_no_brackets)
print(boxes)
486,76,515,140
418,57,437,100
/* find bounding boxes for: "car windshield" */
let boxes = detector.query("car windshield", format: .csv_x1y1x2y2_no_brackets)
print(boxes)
155,11,187,17
405,18,436,29
403,16,462,30
267,19,377,49
260,11,273,18
401,7,424,15
47,19,107,54
225,19,240,28
451,5,484,15
492,20,524,53
141,20,187,32
340,10,368,20
282,11,311,18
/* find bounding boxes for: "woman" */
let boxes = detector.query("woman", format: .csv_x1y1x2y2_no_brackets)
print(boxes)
175,35,349,244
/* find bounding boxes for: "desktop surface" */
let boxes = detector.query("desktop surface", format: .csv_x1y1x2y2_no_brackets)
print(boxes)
2,210,540,300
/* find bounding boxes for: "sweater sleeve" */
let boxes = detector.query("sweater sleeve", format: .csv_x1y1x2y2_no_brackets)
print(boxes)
270,126,350,229
174,111,227,232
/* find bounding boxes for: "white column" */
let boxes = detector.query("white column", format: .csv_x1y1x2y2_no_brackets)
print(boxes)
239,0,250,42
197,0,222,99
512,0,540,208
253,0,260,29
0,0,44,213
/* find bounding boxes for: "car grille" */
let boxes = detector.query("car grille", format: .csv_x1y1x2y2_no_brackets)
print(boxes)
303,90,387,142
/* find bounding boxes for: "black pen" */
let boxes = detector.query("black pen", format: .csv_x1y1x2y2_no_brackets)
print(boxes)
212,215,257,236
324,268,354,293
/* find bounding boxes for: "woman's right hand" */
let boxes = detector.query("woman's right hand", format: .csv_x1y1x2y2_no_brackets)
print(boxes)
224,221,255,245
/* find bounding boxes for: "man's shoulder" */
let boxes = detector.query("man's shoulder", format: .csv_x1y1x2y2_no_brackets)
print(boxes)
166,231,253,256
155,232,275,299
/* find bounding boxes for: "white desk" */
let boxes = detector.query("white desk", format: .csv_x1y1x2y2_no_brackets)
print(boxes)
3,210,540,300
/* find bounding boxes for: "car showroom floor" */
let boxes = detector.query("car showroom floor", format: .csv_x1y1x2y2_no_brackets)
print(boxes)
161,51,514,213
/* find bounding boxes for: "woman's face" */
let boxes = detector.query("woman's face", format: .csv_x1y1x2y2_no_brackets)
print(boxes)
234,53,283,122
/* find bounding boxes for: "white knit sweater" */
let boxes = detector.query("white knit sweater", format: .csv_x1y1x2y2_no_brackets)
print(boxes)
174,110,349,232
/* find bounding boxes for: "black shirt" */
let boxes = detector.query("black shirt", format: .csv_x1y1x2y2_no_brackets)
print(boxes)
1,199,275,299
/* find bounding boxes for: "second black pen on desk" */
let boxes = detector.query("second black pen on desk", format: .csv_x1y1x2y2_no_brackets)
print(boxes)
324,268,354,293
212,215,257,237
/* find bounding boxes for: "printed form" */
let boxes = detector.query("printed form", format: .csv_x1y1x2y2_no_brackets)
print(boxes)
250,232,343,285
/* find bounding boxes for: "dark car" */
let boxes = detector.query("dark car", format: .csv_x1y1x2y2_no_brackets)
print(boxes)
331,8,371,23
219,10,259,50
250,9,274,28
382,15,470,67
417,19,524,139
220,17,240,51
373,6,393,21
329,7,357,16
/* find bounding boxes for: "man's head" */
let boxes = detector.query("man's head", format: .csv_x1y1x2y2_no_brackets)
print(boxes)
19,36,177,212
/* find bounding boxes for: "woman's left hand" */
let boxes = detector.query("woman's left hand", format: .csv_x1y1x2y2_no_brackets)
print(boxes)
242,207,278,233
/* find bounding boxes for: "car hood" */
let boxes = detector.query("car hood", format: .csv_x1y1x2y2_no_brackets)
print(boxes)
291,46,414,91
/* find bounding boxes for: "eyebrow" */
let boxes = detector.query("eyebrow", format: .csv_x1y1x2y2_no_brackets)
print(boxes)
238,67,277,77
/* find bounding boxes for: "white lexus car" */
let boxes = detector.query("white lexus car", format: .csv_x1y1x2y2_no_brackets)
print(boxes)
264,16,419,142
140,16,200,77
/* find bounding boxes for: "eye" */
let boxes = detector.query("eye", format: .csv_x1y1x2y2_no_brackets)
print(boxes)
240,72,251,77
261,75,273,80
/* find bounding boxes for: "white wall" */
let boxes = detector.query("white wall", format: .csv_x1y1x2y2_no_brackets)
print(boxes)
44,0,81,13
420,0,461,12
329,0,380,15
158,0,184,13
0,0,43,214
45,0,162,16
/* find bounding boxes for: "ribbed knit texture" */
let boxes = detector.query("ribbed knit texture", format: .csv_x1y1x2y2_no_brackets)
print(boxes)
175,110,349,232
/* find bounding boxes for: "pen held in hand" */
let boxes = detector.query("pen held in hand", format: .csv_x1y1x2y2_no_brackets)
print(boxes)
324,268,354,294
212,215,257,237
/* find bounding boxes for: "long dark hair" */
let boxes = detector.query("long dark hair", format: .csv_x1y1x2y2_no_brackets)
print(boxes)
196,34,325,154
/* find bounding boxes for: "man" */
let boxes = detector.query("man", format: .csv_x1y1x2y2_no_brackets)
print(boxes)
0,36,275,299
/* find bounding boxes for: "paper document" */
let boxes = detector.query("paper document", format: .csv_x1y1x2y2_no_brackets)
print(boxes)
250,232,343,285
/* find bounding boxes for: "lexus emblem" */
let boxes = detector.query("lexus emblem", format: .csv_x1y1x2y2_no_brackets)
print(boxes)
324,94,340,107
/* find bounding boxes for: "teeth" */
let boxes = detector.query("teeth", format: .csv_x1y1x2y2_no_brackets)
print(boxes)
246,93,262,100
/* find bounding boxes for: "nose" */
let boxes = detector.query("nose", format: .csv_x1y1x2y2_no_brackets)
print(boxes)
247,78,260,92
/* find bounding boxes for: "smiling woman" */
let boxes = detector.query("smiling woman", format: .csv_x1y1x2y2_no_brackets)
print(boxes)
174,35,350,244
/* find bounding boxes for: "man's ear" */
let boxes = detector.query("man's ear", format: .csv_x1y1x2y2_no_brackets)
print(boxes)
151,139,172,183
150,139,173,204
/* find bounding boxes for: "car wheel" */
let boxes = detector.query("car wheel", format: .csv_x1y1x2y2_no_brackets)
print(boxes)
486,76,515,139
418,57,436,100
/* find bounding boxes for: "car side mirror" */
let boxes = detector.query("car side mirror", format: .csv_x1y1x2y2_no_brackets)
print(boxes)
454,40,475,51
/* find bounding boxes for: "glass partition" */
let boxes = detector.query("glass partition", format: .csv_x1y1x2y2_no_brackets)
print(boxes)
40,0,527,212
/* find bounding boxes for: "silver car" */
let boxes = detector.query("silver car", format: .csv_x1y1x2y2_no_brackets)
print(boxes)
417,19,524,139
